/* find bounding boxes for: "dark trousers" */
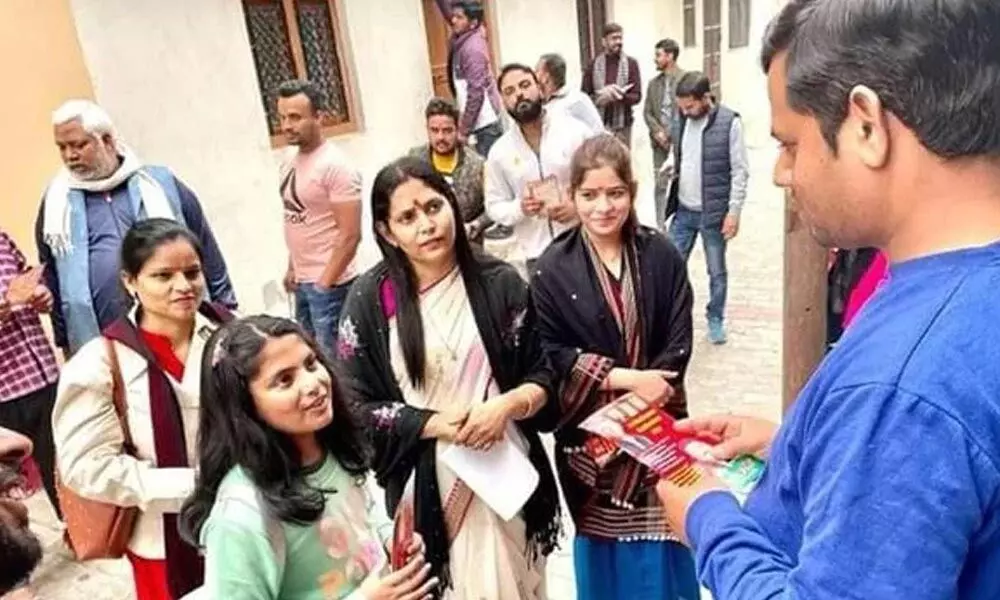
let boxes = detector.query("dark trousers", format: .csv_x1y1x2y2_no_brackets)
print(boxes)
0,383,62,519
652,145,670,230
474,121,504,158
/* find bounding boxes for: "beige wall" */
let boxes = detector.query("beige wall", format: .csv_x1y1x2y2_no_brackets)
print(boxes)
63,0,780,315
0,0,93,251
658,0,778,147
68,0,438,314
492,0,583,84
605,0,682,225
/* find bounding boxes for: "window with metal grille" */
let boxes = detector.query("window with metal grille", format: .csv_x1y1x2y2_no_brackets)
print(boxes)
683,0,697,47
703,0,723,99
729,0,751,49
242,0,358,142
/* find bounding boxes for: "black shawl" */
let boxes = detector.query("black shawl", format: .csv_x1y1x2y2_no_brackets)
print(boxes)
530,226,694,537
337,255,561,592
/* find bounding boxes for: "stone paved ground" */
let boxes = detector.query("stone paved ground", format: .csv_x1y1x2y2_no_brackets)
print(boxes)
14,145,783,600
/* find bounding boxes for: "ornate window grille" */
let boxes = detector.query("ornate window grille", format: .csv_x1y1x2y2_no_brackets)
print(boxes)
242,0,358,141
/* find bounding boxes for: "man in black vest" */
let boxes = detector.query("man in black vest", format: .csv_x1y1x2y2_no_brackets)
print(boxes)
667,72,749,345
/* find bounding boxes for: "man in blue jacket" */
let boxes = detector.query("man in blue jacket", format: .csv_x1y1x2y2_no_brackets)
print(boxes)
36,100,236,357
657,1,1000,598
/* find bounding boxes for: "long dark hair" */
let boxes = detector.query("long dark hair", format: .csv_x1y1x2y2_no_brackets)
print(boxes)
370,157,479,389
179,315,369,544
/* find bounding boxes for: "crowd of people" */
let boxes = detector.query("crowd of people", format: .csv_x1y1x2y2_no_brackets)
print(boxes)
2,0,1000,599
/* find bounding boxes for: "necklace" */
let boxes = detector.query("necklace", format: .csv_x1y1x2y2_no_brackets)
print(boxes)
419,270,463,384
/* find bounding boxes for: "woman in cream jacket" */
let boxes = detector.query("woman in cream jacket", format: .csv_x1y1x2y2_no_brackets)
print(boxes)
53,219,232,600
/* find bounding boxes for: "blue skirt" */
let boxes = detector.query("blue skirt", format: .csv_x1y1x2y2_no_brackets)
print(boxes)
573,535,700,600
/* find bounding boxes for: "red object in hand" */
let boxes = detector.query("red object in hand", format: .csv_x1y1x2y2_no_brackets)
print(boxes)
391,494,415,571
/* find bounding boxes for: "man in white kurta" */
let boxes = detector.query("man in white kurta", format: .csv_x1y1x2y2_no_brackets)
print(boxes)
484,64,592,272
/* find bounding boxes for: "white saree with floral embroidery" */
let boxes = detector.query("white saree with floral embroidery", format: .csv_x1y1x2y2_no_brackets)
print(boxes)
387,269,545,600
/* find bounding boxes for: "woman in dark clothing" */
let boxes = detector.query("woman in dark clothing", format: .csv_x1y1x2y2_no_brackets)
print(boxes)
827,247,887,347
530,134,699,599
336,157,561,599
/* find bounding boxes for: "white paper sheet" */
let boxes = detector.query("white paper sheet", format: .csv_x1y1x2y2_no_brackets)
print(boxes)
439,425,539,521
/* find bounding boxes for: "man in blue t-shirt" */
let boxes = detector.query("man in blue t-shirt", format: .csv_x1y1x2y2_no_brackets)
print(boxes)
655,1,1000,599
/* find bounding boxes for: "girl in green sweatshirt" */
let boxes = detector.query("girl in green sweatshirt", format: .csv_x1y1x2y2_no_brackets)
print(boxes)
180,316,435,599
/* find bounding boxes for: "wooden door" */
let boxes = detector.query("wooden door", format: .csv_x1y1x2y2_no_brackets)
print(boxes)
576,0,608,69
421,0,499,100
703,0,723,99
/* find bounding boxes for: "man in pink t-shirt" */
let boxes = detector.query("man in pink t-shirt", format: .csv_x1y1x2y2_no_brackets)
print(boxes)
277,80,362,356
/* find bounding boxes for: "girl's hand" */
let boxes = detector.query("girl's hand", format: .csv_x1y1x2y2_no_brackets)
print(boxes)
421,408,469,442
405,533,425,562
627,369,677,405
359,554,437,600
454,396,515,451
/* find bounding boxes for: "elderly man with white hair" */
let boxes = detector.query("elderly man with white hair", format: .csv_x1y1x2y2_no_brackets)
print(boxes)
35,100,236,356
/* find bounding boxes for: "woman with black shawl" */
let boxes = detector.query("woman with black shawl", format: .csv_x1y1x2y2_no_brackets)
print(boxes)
336,157,561,599
530,134,699,599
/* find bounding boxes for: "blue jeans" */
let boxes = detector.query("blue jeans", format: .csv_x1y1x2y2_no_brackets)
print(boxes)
294,279,354,358
668,206,728,322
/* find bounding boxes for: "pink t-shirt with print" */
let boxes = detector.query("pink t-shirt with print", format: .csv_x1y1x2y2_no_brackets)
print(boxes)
282,141,361,284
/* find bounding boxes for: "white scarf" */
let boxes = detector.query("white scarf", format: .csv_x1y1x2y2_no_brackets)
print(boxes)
42,144,175,257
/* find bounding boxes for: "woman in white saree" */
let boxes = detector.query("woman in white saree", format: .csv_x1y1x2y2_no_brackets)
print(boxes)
337,157,562,599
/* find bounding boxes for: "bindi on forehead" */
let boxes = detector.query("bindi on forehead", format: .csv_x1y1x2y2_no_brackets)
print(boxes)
391,193,442,217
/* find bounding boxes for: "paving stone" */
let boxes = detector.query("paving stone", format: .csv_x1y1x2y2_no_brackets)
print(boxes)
17,146,784,599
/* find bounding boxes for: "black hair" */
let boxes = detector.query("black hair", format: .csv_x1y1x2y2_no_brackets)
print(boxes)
761,0,1000,157
452,1,484,25
538,53,568,90
424,97,460,124
120,218,202,278
180,315,369,544
370,157,478,389
0,492,42,594
603,22,623,37
675,71,712,99
277,79,325,115
655,38,680,61
497,62,539,90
